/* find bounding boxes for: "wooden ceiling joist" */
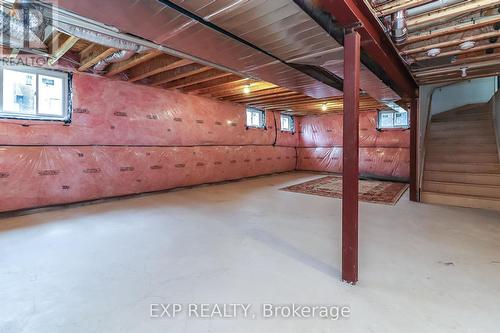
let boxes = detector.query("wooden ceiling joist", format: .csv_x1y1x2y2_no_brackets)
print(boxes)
194,79,253,96
414,41,500,61
413,52,500,72
403,14,500,46
180,75,244,93
228,91,300,103
105,50,161,77
376,0,435,17
221,87,291,101
207,82,277,98
415,58,500,77
49,35,79,66
403,30,500,56
149,64,211,86
419,70,500,84
127,55,192,82
163,70,233,90
407,0,500,30
246,95,313,106
79,44,117,72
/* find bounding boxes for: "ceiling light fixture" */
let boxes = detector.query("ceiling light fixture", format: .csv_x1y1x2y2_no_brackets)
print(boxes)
459,40,476,51
321,103,328,112
460,67,468,78
243,84,251,95
427,48,441,57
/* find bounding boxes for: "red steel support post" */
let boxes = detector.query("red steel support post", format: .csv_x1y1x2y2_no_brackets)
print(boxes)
342,30,360,284
410,98,419,202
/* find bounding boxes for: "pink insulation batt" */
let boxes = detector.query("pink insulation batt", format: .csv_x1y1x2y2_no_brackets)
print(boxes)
0,73,408,213
296,112,410,179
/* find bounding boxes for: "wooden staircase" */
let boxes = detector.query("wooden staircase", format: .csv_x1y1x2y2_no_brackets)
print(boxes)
421,104,500,211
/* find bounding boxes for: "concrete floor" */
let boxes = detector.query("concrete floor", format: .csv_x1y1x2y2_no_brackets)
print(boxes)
1,172,499,333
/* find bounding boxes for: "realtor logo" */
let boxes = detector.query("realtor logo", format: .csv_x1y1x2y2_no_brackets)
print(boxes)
0,0,53,56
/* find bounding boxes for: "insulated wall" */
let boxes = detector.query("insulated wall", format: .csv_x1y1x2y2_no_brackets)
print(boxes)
0,73,297,213
296,112,410,180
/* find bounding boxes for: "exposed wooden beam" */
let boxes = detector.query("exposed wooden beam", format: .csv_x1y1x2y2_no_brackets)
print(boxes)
105,50,162,77
186,78,254,94
247,95,313,106
78,44,117,72
414,41,500,61
415,58,500,77
127,55,192,82
222,87,291,101
163,70,233,90
403,30,500,56
230,91,300,103
407,0,500,30
149,64,211,86
419,70,500,84
403,14,500,46
49,35,79,66
193,79,252,96
376,0,435,17
413,52,500,72
209,82,278,98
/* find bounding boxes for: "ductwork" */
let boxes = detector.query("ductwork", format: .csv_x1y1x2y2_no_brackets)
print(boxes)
407,0,463,17
54,21,147,52
51,21,150,73
391,10,408,45
93,50,136,73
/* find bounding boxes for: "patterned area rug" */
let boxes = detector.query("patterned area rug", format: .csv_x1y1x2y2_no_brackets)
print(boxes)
281,176,409,205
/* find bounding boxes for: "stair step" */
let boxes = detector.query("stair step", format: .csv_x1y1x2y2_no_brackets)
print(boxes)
423,181,500,199
428,129,495,138
427,136,497,144
430,120,493,130
425,162,500,173
432,113,492,122
424,171,500,185
426,143,498,154
421,192,500,212
426,152,499,163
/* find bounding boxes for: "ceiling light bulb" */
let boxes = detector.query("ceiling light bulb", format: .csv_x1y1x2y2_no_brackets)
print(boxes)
243,84,251,94
460,67,468,78
459,40,476,50
321,103,328,112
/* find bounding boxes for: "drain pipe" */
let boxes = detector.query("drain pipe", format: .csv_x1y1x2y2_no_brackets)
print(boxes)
390,10,408,45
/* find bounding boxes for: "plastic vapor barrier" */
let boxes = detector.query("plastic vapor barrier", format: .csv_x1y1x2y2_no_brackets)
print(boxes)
297,112,410,179
0,74,297,213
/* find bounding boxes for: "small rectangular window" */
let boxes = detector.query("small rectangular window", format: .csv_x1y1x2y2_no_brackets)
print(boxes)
246,107,265,128
0,66,71,122
378,110,408,129
280,114,295,132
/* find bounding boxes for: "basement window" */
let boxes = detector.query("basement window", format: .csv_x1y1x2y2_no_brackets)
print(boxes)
246,107,265,128
377,110,409,129
0,66,71,122
280,114,295,132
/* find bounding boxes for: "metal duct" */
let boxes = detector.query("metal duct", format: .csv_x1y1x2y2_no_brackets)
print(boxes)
43,0,343,99
93,50,136,73
391,10,408,45
407,0,463,17
53,21,147,52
